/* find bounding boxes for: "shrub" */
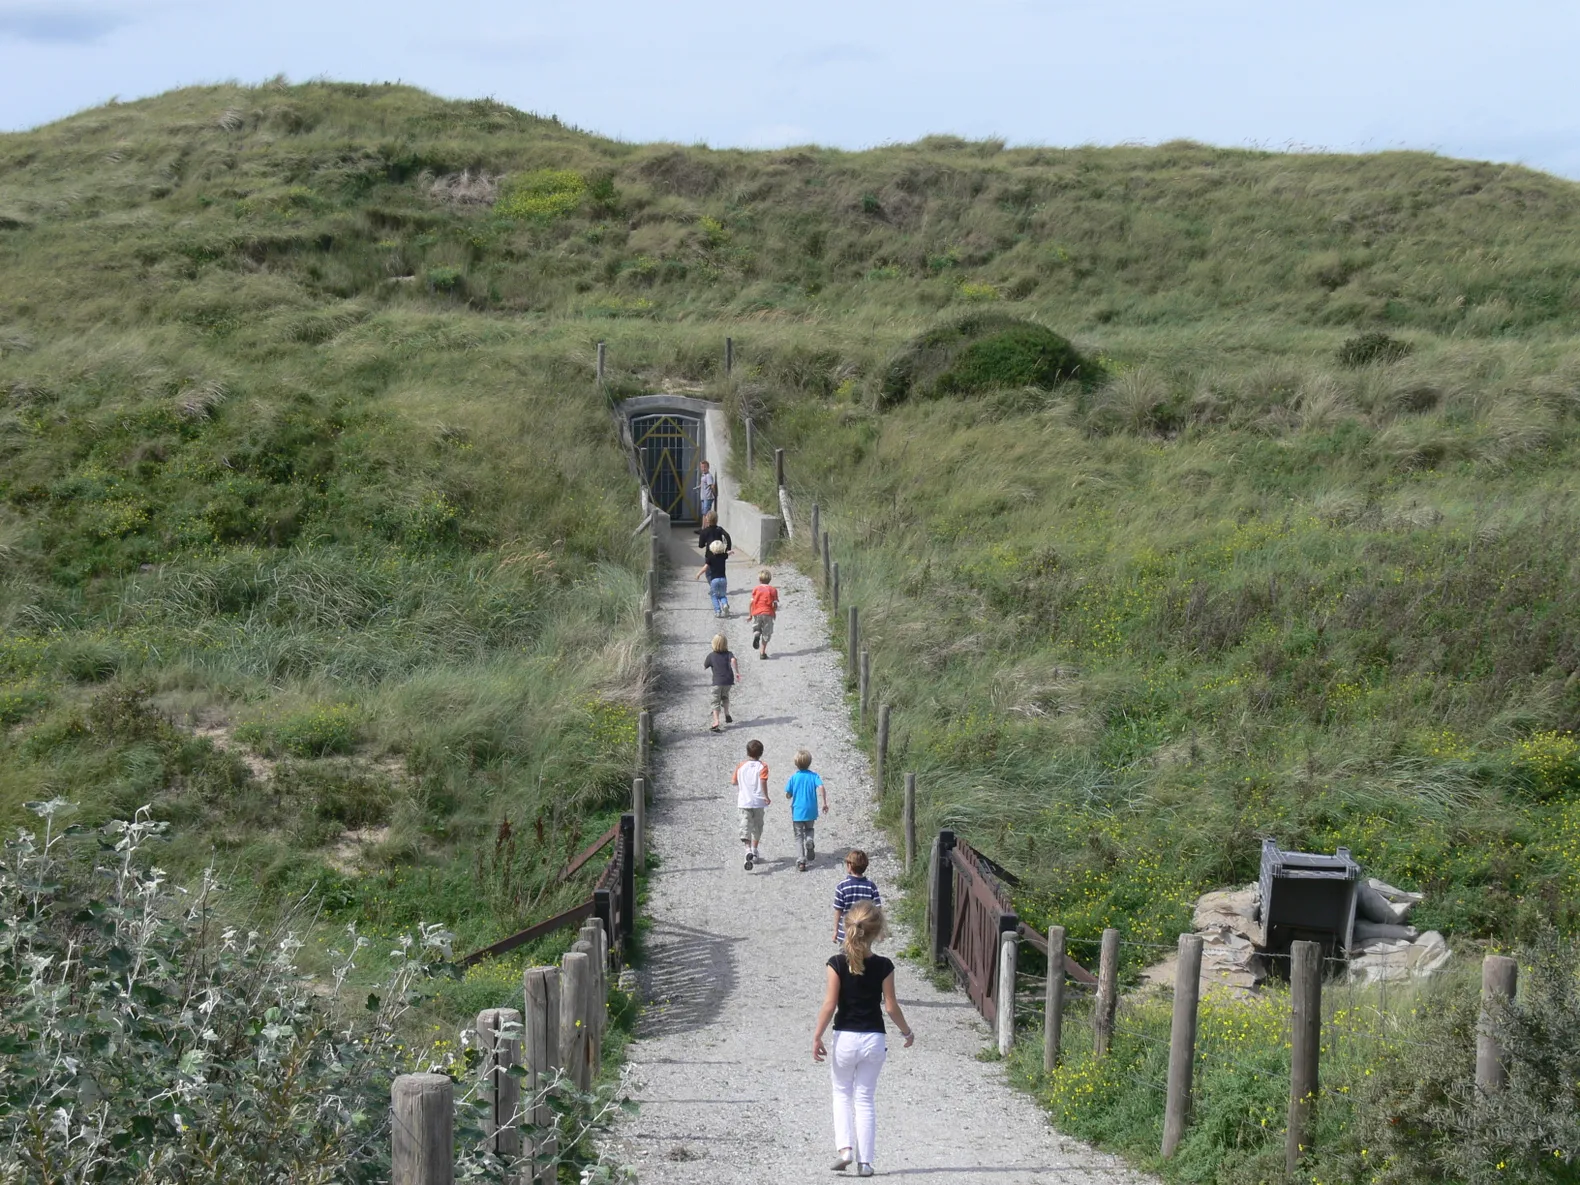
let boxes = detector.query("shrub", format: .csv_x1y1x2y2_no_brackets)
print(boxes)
1512,730,1580,800
0,801,638,1183
425,265,464,294
1345,933,1580,1183
0,682,49,725
878,314,1095,405
0,802,429,1183
237,702,361,757
1338,331,1414,367
494,168,587,221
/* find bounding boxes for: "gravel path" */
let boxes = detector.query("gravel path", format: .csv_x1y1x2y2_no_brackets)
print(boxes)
616,526,1152,1184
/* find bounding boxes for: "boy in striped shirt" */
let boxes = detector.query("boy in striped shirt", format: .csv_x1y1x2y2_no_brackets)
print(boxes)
832,849,882,943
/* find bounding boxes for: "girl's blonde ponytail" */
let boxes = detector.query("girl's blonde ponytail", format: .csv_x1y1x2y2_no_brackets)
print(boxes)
842,901,885,976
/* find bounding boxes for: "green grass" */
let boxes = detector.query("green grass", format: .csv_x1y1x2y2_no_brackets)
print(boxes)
5,78,1580,1179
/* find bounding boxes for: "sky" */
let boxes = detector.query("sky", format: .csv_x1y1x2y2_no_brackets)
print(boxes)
1,0,1578,178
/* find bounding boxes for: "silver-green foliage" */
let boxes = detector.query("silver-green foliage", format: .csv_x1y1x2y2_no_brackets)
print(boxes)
0,799,636,1183
0,800,433,1180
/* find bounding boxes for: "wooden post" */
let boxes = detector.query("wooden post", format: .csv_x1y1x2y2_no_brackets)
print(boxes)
811,505,820,556
579,923,605,1069
745,416,754,472
638,710,651,779
902,773,916,871
725,336,734,375
632,777,646,872
620,813,637,940
1043,925,1066,1073
560,951,591,1091
875,704,890,800
859,650,871,726
1477,954,1518,1093
924,833,940,953
391,1073,453,1185
523,967,561,1185
1093,928,1120,1057
997,928,1018,1057
1286,939,1322,1176
832,562,841,614
930,830,955,966
774,447,785,489
822,532,831,588
596,341,605,385
477,1008,523,1160
649,530,659,576
1162,933,1204,1157
847,606,859,680
644,607,653,633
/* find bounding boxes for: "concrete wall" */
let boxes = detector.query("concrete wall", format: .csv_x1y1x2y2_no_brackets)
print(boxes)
616,395,780,559
704,407,781,560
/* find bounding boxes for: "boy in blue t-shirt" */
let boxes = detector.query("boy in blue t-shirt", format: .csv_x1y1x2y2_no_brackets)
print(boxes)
784,748,829,872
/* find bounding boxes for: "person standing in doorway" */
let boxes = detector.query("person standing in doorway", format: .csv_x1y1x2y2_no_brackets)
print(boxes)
698,459,717,518
812,902,914,1177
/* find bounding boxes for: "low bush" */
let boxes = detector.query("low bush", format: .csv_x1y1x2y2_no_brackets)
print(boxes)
0,801,636,1183
877,313,1094,405
1339,331,1414,367
494,168,587,221
237,702,361,757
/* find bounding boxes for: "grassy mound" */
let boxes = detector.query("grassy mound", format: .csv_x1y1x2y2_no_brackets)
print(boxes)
877,314,1093,404
7,78,1580,1181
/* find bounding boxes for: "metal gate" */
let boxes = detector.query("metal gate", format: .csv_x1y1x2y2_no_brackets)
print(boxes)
630,413,702,524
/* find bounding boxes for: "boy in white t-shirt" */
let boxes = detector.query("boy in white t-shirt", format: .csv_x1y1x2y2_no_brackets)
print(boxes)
732,738,771,870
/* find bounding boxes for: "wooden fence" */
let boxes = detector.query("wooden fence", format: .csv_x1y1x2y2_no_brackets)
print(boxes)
392,914,619,1184
924,827,1525,1173
387,398,663,1185
672,357,1538,1179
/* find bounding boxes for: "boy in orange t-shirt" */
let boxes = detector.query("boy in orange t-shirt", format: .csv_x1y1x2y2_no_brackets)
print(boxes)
748,569,780,659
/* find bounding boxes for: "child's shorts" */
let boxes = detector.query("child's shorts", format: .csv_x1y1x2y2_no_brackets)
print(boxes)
752,615,775,643
711,686,731,709
738,806,765,842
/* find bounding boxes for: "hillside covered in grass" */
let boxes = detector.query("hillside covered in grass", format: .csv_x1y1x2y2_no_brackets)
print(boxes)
3,79,1580,1180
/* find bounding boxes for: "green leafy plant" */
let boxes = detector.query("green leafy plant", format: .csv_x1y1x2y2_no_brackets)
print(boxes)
494,169,587,221
237,702,361,757
0,801,637,1183
878,313,1094,405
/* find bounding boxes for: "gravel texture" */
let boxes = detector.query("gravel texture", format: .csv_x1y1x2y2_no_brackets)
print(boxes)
615,527,1153,1184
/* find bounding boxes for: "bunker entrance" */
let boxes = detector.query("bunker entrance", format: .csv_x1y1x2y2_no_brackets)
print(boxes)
630,412,702,524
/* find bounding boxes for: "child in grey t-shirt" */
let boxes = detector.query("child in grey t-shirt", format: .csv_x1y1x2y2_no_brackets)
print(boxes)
703,633,741,733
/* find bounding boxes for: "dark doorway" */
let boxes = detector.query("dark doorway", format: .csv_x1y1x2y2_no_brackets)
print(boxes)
631,412,703,524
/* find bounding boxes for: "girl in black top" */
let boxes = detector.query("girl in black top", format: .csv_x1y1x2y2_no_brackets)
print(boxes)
812,902,913,1176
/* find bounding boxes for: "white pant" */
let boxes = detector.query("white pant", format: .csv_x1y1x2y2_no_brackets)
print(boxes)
829,1030,887,1165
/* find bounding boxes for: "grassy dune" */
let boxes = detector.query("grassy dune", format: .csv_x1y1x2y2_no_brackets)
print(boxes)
3,80,1578,1178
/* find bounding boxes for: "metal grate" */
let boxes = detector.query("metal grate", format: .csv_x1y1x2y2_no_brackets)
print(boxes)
630,413,701,524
